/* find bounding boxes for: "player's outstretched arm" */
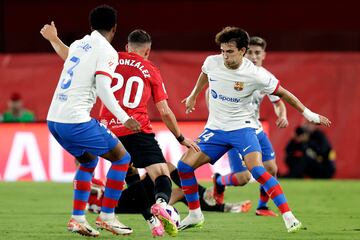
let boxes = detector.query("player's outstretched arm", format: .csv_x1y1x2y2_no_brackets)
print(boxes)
273,100,288,128
156,100,200,152
274,86,331,127
40,21,69,60
181,72,208,114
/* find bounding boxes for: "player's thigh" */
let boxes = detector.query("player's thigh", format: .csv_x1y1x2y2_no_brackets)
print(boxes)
101,142,128,162
230,128,262,169
119,133,166,168
48,119,120,159
196,128,230,166
243,152,264,171
180,149,211,169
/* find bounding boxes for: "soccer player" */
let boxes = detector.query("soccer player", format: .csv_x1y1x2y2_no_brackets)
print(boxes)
209,36,289,217
40,24,199,237
43,5,141,237
178,26,331,233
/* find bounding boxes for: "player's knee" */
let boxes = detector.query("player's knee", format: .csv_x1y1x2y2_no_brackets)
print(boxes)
265,164,278,176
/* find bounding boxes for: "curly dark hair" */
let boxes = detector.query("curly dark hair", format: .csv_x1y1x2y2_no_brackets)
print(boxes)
215,26,249,50
89,5,117,31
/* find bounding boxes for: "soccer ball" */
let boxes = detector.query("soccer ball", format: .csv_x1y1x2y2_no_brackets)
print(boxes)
165,205,180,228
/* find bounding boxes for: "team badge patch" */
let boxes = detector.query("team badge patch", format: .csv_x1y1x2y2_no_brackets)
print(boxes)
234,82,244,91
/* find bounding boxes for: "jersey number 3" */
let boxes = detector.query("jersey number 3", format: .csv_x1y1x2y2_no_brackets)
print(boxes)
61,56,80,89
111,73,144,109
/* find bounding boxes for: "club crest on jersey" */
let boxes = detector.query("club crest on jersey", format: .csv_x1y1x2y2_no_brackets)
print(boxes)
234,82,244,91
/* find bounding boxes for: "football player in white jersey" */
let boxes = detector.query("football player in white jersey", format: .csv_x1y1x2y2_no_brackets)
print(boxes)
209,36,289,217
177,27,331,233
43,5,141,237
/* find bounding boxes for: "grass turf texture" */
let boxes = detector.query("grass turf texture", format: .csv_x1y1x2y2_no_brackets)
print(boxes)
0,180,359,239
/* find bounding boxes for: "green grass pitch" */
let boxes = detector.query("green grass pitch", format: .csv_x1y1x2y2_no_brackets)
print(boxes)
0,180,359,239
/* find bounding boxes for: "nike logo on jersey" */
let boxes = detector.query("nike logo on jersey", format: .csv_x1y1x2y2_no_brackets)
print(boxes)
209,78,218,81
243,145,252,152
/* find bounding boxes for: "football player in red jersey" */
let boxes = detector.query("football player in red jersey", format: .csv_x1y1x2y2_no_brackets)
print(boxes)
41,22,199,237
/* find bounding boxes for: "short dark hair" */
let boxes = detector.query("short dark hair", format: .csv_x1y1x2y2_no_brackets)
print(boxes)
215,27,249,50
249,36,267,50
128,29,152,44
89,5,117,31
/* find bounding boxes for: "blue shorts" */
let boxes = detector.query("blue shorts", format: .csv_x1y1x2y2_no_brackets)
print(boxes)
228,130,276,172
48,119,119,157
257,130,275,161
197,128,261,165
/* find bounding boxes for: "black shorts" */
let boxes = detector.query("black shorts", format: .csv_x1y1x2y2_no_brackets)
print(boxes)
118,132,166,168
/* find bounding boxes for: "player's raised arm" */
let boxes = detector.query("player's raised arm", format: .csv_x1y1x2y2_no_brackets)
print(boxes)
181,72,208,114
274,86,331,127
40,21,69,60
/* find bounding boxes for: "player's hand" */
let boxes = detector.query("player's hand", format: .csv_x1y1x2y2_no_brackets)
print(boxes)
179,137,200,152
318,115,331,127
40,21,58,41
124,118,141,132
181,96,196,114
276,116,289,128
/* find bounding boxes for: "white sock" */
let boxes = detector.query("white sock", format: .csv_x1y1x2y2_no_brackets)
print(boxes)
147,216,159,228
100,212,115,221
156,198,167,208
72,215,86,222
189,208,202,218
282,211,295,221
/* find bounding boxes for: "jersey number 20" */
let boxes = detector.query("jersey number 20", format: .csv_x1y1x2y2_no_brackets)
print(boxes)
111,73,144,109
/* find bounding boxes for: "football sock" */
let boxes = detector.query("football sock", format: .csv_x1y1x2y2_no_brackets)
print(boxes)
216,172,240,186
258,186,270,209
177,160,200,210
154,175,172,204
251,166,290,214
72,158,98,215
189,208,202,217
170,169,182,187
101,152,130,214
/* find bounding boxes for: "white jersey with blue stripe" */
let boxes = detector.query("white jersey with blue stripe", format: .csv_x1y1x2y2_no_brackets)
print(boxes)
203,55,279,131
47,30,118,123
